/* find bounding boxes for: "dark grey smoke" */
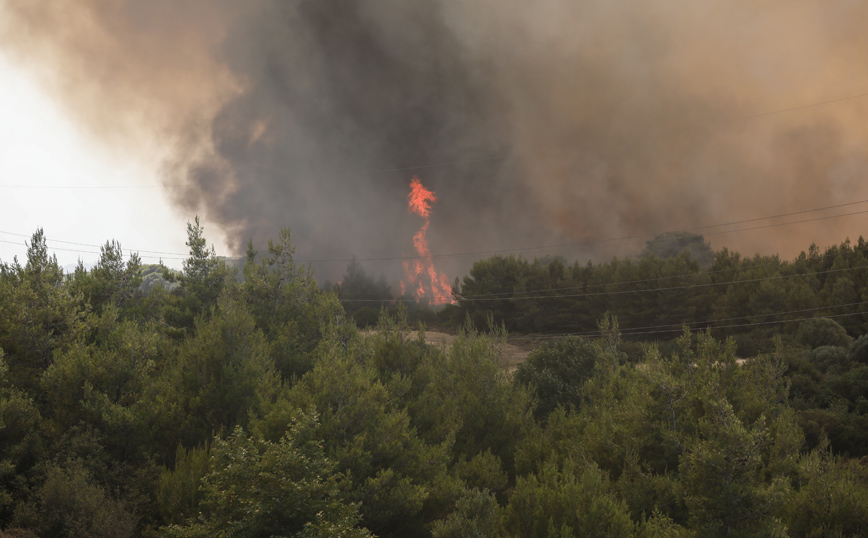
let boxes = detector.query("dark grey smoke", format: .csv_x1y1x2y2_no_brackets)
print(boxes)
167,1,528,282
3,0,868,283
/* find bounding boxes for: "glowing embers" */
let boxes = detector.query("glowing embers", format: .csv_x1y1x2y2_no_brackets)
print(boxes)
400,176,454,305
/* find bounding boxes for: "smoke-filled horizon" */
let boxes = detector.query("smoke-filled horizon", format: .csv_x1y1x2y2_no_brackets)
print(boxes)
3,0,868,285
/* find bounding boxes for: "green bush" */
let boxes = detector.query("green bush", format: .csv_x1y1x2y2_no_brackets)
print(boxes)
796,317,853,349
163,422,371,538
808,345,849,374
731,332,777,358
514,337,598,420
848,334,868,365
431,489,503,538
351,307,380,328
503,461,635,538
12,460,137,538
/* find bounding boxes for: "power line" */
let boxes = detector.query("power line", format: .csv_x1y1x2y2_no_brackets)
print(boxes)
298,199,868,264
3,86,867,266
0,238,186,261
0,230,189,257
461,262,865,302
628,310,865,338
505,308,868,342
0,184,184,189
700,209,868,239
447,241,868,301
700,90,868,129
529,300,868,338
447,207,868,261
2,196,867,266
131,203,868,265
339,262,868,303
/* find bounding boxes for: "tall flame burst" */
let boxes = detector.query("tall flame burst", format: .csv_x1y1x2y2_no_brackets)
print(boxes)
401,176,454,305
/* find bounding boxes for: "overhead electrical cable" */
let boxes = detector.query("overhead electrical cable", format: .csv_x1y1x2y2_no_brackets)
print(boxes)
0,184,176,189
520,300,868,338
505,309,868,342
338,262,868,303
442,243,868,300
700,90,868,129
297,200,868,263
0,230,190,256
2,198,867,265
0,239,186,261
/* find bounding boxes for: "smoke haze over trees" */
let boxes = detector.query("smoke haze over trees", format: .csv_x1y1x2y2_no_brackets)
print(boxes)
3,0,868,285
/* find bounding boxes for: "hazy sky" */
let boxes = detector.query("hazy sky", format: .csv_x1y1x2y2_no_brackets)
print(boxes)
2,1,868,285
0,52,225,271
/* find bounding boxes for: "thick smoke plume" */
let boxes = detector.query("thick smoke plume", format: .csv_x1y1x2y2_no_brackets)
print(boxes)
3,0,868,283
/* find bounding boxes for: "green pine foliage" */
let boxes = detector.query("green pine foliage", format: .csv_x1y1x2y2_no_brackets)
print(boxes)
455,235,868,343
0,222,867,536
514,336,597,420
164,420,371,538
430,488,503,538
503,460,636,537
157,444,210,524
333,257,393,327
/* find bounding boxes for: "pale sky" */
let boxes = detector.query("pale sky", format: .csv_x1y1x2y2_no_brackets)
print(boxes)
0,53,226,272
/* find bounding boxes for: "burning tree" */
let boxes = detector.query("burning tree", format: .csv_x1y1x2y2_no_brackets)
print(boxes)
401,176,454,305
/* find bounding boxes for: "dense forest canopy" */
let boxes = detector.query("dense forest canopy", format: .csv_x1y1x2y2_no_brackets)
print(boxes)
0,222,866,537
454,233,868,343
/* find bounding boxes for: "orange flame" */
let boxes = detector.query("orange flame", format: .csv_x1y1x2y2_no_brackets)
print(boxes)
401,176,454,305
408,176,438,218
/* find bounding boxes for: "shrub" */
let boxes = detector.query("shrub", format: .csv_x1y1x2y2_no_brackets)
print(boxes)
848,334,868,365
795,318,852,349
514,337,597,420
808,345,849,374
